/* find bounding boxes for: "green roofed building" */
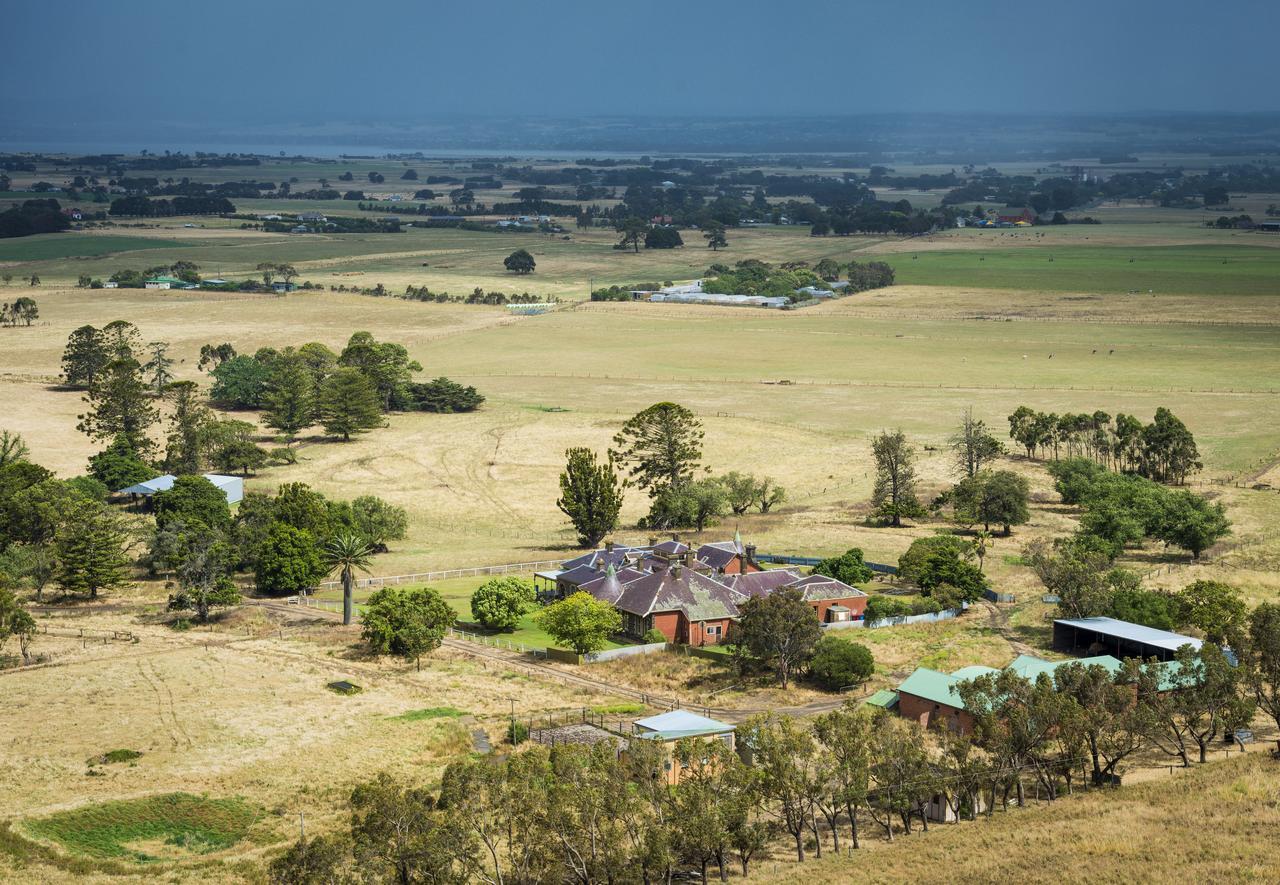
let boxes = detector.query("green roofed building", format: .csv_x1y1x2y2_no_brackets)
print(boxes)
895,654,1123,734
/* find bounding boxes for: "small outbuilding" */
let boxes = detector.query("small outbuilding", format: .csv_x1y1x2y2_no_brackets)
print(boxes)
632,710,736,784
118,473,244,505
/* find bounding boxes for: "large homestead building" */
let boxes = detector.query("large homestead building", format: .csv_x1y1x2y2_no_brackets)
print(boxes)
536,536,868,646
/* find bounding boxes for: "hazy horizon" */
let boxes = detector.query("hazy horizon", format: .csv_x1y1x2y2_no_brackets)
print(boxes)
6,0,1279,137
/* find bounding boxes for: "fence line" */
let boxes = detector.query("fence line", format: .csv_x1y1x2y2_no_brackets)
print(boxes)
757,553,898,575
316,558,564,591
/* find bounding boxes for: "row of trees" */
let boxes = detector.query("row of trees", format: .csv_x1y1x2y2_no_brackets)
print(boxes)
1008,406,1201,484
0,296,38,327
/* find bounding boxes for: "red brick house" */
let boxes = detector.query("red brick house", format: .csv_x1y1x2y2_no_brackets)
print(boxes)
996,207,1037,224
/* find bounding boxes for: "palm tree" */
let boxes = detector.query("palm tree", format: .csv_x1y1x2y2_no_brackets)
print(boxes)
323,534,373,626
971,530,993,573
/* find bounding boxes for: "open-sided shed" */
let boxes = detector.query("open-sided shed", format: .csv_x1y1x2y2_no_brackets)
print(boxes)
1053,616,1201,663
118,473,244,505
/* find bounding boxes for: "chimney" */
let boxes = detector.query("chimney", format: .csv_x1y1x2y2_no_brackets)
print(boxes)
605,541,614,553
745,543,756,563
648,536,658,547
671,562,682,579
670,532,680,543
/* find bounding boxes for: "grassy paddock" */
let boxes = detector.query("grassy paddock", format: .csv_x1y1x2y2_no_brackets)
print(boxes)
23,793,259,862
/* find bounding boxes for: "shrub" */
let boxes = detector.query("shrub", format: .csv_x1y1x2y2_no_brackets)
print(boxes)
809,636,874,690
897,534,972,584
507,720,529,745
812,547,874,585
642,628,668,644
470,577,536,632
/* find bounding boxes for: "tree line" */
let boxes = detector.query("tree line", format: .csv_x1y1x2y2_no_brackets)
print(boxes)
0,296,38,327
1008,405,1201,484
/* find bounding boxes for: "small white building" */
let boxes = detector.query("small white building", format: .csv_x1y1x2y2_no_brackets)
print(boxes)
118,473,244,505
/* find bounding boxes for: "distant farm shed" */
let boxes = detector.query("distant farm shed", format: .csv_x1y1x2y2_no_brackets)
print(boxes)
118,473,244,505
1053,617,1202,663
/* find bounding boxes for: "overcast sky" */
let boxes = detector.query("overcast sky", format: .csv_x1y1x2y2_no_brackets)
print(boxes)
6,0,1278,126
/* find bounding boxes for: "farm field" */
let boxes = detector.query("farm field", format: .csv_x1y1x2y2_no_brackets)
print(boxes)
4,149,1280,883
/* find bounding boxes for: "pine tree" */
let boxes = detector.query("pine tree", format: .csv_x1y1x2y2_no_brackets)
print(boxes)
317,368,384,441
262,354,316,441
76,358,159,457
556,448,624,547
55,503,132,599
61,324,109,389
163,381,212,474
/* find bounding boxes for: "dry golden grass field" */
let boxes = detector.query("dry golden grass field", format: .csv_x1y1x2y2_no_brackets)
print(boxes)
3,198,1280,881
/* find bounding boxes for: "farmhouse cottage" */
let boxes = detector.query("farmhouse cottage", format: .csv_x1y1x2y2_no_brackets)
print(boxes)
538,536,868,646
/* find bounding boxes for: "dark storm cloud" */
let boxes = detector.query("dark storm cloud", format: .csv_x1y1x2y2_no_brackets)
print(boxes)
4,0,1277,127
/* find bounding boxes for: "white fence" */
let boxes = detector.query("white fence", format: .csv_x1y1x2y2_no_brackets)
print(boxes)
448,627,548,658
583,642,668,663
826,604,968,630
316,559,563,591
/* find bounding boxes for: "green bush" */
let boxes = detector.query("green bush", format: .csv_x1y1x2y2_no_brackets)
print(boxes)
812,547,874,585
809,636,874,690
642,628,668,644
507,720,529,745
470,577,536,632
897,534,972,584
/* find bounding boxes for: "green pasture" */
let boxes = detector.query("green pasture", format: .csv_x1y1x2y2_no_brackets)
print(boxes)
0,234,188,262
894,245,1280,296
23,793,259,862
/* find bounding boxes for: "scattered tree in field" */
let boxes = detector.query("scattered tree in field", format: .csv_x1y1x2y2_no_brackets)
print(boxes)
643,477,728,531
0,587,37,664
616,217,648,253
897,534,972,584
644,227,683,249
338,331,421,411
870,429,921,527
1,296,38,327
76,358,158,457
610,402,703,494
703,223,728,250
809,635,874,690
503,248,536,274
407,377,484,413
102,319,140,360
556,448,624,547
348,496,408,552
535,591,621,655
952,469,1030,534
197,342,237,371
756,476,785,513
317,367,384,441
1156,490,1230,560
470,577,536,632
54,503,132,599
361,586,455,669
61,325,110,388
731,587,822,688
202,419,268,476
254,523,325,595
950,408,1003,478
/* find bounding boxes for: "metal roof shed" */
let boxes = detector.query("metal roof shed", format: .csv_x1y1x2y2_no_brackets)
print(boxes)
118,473,243,505
1053,617,1201,663
633,710,735,740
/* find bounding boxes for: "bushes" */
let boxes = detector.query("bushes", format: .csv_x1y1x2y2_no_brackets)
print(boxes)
897,534,972,584
812,547,873,585
808,635,874,689
470,577,536,632
864,595,948,622
642,628,668,644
